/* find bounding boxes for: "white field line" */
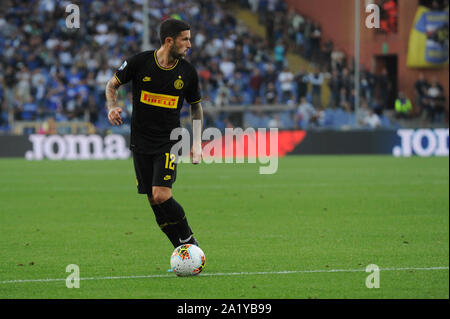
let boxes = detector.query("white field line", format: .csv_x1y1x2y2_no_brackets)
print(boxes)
0,266,448,284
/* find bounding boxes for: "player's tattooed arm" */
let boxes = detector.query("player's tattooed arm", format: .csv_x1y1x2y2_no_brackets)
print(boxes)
190,102,203,164
190,102,203,125
105,76,123,125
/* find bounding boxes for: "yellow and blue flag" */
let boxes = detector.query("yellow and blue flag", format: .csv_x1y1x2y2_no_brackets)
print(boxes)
407,5,449,68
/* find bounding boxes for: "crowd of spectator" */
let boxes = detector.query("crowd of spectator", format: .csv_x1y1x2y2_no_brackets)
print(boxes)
0,0,446,134
255,0,399,130
413,73,447,124
0,0,297,132
257,0,446,129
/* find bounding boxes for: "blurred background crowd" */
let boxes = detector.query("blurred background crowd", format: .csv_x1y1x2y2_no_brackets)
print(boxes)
0,0,447,135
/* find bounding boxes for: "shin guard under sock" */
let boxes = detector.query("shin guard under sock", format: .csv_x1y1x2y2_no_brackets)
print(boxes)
158,197,193,244
150,204,180,247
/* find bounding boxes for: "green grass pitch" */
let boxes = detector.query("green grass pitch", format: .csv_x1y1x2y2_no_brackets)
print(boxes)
0,155,448,298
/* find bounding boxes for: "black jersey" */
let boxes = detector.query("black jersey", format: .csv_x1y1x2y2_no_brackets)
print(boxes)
114,50,201,154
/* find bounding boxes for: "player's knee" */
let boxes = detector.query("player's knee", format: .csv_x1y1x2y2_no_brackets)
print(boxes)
151,188,172,204
147,194,157,206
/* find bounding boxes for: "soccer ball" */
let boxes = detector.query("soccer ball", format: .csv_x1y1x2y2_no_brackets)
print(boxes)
170,244,206,277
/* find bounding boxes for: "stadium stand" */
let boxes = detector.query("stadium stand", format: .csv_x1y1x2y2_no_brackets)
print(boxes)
0,0,405,135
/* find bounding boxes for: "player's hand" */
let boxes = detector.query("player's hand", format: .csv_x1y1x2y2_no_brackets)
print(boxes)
108,107,123,126
191,143,202,164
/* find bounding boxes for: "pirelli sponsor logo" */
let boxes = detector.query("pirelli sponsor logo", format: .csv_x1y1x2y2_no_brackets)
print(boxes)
140,90,179,109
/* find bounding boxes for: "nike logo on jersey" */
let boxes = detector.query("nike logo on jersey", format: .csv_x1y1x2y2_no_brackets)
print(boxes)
142,76,151,82
164,175,172,181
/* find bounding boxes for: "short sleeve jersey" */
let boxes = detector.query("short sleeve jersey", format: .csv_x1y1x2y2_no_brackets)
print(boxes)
114,50,201,154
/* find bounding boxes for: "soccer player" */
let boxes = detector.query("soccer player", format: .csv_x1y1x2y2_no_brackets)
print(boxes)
105,19,203,248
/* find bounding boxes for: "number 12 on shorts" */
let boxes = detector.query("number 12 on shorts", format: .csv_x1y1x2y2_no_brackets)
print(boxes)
165,153,176,170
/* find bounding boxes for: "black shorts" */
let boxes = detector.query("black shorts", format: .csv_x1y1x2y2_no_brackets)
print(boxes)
133,151,178,194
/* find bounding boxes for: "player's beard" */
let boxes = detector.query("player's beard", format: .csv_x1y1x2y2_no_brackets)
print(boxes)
169,43,186,60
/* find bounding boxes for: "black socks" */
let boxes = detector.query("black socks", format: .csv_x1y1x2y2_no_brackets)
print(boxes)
151,197,193,248
151,203,179,247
